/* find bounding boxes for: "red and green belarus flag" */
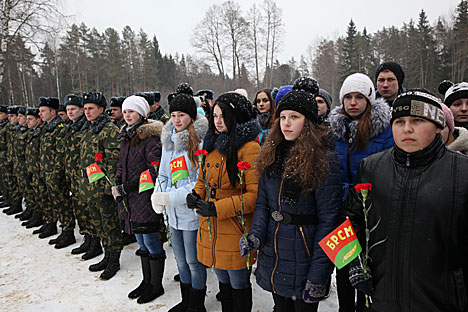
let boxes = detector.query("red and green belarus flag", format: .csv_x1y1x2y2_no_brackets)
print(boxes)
139,169,155,193
319,218,362,269
170,156,189,184
86,163,105,183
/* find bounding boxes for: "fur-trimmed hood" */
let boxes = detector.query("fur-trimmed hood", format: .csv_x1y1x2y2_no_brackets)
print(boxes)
448,127,468,154
82,113,112,134
119,119,164,142
328,97,391,140
161,113,208,152
203,118,262,154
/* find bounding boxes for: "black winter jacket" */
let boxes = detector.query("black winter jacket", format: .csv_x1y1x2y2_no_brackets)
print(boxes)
347,136,468,312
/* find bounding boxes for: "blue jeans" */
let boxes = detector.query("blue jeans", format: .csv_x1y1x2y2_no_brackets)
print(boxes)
135,232,165,255
170,227,207,290
214,268,251,289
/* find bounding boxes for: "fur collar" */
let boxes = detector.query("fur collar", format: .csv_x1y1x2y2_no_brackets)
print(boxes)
0,119,8,127
448,127,468,154
68,114,87,132
328,97,391,140
31,124,43,137
119,119,164,141
203,118,262,154
82,113,112,134
44,115,64,132
161,113,208,152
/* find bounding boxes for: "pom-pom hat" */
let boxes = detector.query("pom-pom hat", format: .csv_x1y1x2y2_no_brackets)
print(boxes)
215,92,257,124
438,80,468,107
169,83,197,120
276,76,320,123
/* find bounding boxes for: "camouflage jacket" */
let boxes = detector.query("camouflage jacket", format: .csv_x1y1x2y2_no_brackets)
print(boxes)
63,114,87,178
0,120,10,163
148,106,169,123
80,113,120,196
25,124,44,173
12,124,29,161
39,115,66,176
6,123,18,165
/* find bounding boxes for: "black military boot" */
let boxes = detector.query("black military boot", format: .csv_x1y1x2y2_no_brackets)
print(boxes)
38,221,58,239
82,237,103,260
55,229,76,249
186,287,207,312
32,222,48,234
128,250,151,299
100,251,121,280
0,200,11,209
49,231,65,245
232,286,252,312
137,253,165,304
5,198,22,215
25,211,44,228
169,282,191,312
71,234,91,254
89,250,110,272
17,206,33,221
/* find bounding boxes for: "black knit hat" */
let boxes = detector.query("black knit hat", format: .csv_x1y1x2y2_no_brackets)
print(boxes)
169,83,197,120
17,106,27,115
83,91,107,108
64,94,83,107
375,61,405,89
0,105,7,113
135,92,154,107
110,96,126,108
438,80,468,107
215,92,258,124
7,106,18,114
26,107,40,118
38,97,60,110
391,89,446,129
318,88,332,113
276,76,320,123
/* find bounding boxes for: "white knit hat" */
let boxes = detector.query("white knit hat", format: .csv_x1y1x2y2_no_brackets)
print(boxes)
339,73,376,104
122,95,150,117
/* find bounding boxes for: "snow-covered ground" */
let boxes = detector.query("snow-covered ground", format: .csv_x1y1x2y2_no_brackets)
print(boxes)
0,211,339,312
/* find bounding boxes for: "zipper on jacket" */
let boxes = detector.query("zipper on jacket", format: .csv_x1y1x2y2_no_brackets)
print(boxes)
406,153,410,167
346,133,354,183
299,226,311,258
211,216,217,268
270,179,283,294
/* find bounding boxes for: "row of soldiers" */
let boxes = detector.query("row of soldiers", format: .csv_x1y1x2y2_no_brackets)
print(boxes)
0,89,213,280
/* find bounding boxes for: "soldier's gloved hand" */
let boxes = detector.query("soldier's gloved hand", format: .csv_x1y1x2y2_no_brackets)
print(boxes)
349,262,373,296
303,280,327,303
239,233,261,257
195,199,217,217
111,184,126,202
186,190,200,209
151,192,170,206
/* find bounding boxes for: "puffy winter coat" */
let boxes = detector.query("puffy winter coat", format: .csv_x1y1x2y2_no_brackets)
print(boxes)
157,113,209,231
347,136,468,312
328,98,394,187
193,119,261,270
249,155,343,299
116,119,164,234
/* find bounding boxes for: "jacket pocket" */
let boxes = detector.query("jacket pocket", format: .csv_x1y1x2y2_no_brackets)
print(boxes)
449,268,468,311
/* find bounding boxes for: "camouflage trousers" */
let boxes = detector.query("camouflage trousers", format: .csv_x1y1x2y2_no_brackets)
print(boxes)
0,165,10,201
79,176,123,252
5,163,20,200
42,171,74,230
24,171,43,213
66,172,92,236
13,160,27,199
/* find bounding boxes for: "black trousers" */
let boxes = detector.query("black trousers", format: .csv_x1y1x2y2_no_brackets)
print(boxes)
273,293,319,312
336,265,365,312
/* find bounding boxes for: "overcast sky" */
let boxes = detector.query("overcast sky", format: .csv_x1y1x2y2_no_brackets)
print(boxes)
62,0,460,63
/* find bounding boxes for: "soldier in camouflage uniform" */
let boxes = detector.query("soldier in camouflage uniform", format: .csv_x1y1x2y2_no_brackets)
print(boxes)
79,91,123,280
36,97,74,241
109,96,126,129
0,105,11,207
3,106,22,215
62,94,93,252
21,108,44,226
7,106,30,216
149,92,169,123
58,104,71,124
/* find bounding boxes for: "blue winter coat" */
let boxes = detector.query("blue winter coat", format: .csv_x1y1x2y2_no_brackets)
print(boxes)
249,156,343,299
328,98,394,192
156,113,209,231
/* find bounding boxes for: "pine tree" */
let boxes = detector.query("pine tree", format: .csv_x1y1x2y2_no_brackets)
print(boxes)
341,20,360,82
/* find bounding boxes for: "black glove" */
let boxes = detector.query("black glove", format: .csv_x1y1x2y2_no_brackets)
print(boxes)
195,199,217,217
186,190,200,209
349,263,373,296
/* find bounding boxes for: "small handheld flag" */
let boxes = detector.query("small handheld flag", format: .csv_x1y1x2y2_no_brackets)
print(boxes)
170,156,189,184
86,163,105,183
139,169,155,193
319,218,362,269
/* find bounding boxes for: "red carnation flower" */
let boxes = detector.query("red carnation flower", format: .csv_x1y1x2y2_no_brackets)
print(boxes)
151,161,160,167
94,154,103,162
237,161,252,172
354,183,372,193
194,149,208,157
